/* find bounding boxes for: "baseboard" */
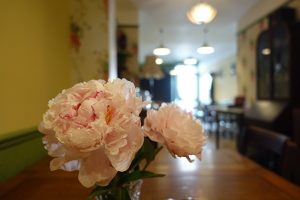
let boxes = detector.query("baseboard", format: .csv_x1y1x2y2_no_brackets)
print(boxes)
0,128,47,182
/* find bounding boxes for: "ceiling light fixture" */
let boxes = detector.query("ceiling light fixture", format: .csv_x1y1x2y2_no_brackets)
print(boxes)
153,47,170,56
197,42,215,54
187,2,217,24
197,27,214,55
153,28,171,56
155,58,164,65
184,57,198,65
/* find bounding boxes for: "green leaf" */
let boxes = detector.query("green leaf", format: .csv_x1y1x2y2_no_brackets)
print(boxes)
118,170,165,185
129,138,160,171
143,138,157,163
88,186,110,200
118,188,131,200
142,144,163,170
129,147,145,170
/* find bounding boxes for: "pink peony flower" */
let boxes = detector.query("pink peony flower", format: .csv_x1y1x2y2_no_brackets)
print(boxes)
143,103,205,160
39,79,145,188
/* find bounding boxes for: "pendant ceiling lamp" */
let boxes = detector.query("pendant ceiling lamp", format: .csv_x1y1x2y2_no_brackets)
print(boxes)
153,28,171,56
197,42,215,54
187,2,217,24
197,27,214,54
184,57,198,65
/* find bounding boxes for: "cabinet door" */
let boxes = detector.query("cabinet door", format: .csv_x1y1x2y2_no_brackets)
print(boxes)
257,30,272,99
272,24,290,99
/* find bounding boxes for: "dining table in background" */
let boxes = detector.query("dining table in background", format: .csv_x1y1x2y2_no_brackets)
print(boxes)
1,146,300,200
207,106,244,150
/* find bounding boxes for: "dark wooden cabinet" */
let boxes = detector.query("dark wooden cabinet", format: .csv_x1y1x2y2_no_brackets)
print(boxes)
272,23,290,99
257,30,272,99
245,7,300,143
256,21,300,105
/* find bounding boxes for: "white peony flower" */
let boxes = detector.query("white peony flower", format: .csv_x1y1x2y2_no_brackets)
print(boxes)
39,79,145,188
143,103,205,160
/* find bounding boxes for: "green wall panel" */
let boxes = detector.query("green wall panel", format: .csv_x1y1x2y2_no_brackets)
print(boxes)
0,129,47,182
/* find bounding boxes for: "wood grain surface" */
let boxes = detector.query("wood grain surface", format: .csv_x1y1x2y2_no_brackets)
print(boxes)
1,147,300,200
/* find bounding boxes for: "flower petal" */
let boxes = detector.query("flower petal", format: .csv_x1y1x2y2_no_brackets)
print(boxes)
105,117,144,171
78,148,117,188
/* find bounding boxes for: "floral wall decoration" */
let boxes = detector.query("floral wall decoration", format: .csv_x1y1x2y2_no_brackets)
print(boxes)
70,20,82,53
117,26,141,86
70,0,109,83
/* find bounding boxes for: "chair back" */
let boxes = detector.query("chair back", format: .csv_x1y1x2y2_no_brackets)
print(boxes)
282,141,300,186
242,125,289,174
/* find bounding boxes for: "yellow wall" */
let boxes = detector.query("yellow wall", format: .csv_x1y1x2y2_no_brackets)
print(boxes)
0,0,72,135
213,55,238,104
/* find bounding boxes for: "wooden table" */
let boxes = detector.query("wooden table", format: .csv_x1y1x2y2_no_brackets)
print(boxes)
1,148,300,200
211,106,244,149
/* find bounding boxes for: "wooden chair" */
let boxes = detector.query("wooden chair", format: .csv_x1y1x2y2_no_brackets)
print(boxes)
293,108,300,146
241,125,289,174
282,141,300,186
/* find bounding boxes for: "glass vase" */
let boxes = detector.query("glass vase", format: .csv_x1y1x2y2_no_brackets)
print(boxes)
95,180,143,200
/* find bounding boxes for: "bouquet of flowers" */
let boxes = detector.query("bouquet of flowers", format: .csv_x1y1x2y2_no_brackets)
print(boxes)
39,78,205,200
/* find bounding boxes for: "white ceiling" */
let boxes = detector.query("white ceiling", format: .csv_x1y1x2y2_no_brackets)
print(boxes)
124,0,260,69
